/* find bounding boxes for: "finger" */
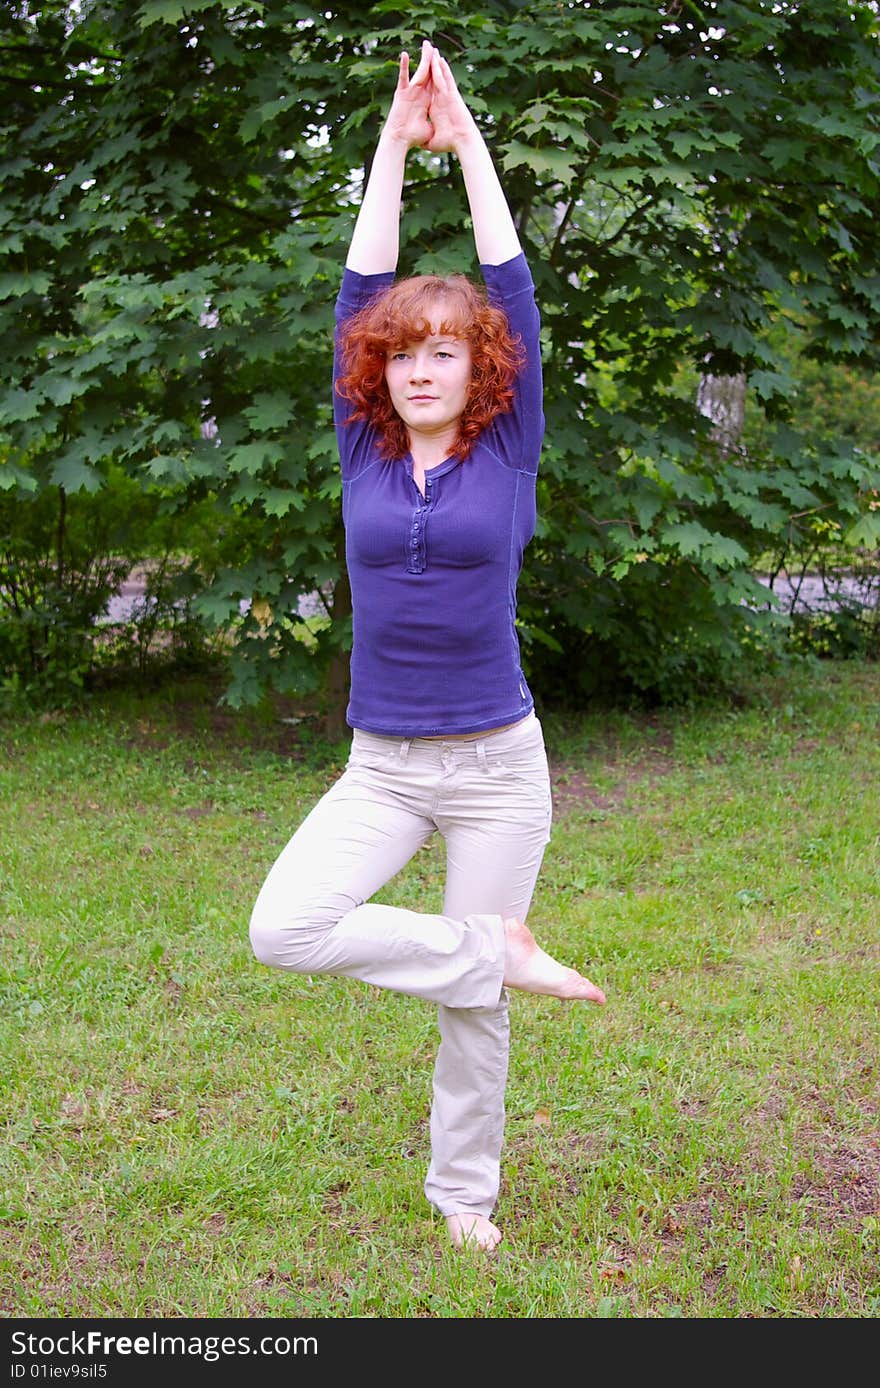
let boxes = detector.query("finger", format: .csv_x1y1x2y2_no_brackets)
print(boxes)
440,54,459,91
429,48,447,91
397,51,409,90
434,52,458,100
410,38,433,86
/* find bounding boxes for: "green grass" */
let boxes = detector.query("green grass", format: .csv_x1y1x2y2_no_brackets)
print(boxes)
1,664,878,1318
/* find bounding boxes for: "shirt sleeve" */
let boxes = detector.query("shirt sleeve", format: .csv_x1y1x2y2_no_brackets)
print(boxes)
479,252,545,476
333,266,396,480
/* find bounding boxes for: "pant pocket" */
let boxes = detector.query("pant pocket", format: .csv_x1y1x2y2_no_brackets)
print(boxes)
345,732,398,773
486,758,552,817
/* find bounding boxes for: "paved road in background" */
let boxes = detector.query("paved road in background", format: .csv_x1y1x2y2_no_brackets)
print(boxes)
104,572,875,622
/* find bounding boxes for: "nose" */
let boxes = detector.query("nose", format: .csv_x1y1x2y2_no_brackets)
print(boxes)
409,351,432,383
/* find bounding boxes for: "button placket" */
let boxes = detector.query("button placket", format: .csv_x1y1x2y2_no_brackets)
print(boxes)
405,475,433,575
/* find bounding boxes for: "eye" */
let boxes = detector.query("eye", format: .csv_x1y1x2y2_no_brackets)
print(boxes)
389,351,409,362
435,350,453,360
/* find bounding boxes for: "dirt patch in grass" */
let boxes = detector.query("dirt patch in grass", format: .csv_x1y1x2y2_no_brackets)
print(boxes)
162,687,327,759
550,767,617,815
791,1134,880,1228
661,1133,880,1247
0,1223,124,1317
550,749,678,816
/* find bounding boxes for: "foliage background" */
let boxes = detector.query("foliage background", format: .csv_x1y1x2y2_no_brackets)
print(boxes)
2,0,879,715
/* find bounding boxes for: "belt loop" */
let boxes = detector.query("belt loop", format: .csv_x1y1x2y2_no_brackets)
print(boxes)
475,740,488,771
399,738,412,764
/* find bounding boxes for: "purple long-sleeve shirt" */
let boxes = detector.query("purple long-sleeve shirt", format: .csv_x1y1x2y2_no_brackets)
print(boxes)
333,251,544,737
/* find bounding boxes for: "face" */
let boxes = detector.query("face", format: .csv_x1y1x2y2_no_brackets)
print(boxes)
384,310,473,443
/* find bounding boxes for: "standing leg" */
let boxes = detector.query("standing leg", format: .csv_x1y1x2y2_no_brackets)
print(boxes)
424,721,553,1246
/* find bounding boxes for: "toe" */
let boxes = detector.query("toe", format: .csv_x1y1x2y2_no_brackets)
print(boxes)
578,977,606,1004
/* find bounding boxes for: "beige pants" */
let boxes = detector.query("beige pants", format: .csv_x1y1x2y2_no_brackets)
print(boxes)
249,712,552,1217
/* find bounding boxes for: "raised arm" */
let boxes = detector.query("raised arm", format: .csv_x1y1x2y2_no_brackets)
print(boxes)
345,41,434,274
426,50,522,267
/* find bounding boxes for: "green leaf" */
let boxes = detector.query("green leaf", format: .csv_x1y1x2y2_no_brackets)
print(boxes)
749,369,792,401
262,488,301,517
239,95,294,144
136,0,258,28
49,455,103,493
0,462,38,493
844,512,880,548
661,521,747,569
142,454,190,482
500,141,581,186
227,441,285,477
243,394,297,432
1,387,46,422
0,271,52,297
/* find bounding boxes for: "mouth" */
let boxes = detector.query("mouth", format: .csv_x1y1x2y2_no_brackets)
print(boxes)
408,395,438,402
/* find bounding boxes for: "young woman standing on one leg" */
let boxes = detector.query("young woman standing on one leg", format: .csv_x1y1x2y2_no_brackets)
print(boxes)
249,41,605,1252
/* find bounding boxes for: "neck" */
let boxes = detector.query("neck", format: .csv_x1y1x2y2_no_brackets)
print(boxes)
408,425,459,470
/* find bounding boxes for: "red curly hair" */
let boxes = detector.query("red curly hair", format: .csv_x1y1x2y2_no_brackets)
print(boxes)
335,274,526,461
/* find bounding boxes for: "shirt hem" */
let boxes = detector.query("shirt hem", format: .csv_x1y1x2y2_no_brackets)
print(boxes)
347,700,535,740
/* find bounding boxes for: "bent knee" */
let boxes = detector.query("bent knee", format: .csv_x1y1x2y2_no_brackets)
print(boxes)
248,891,361,971
249,914,289,968
248,911,321,970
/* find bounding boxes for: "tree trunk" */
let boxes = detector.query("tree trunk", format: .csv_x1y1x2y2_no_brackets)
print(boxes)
697,370,747,458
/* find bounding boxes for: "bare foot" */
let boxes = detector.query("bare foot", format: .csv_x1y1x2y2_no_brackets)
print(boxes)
503,917,606,1003
446,1213,502,1252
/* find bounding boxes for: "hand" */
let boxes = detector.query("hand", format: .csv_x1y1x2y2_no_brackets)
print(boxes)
425,49,479,154
382,40,434,150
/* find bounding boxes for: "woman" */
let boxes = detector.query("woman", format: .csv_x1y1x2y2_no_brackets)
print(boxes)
250,41,605,1252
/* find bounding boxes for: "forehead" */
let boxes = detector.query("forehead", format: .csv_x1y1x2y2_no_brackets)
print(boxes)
392,296,471,346
424,301,465,335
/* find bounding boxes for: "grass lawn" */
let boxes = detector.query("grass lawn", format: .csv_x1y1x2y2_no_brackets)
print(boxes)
1,661,878,1318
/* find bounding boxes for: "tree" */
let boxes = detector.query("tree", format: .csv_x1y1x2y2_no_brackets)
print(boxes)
2,0,879,717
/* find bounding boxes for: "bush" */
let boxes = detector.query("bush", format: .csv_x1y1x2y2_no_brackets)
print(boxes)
0,472,222,707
